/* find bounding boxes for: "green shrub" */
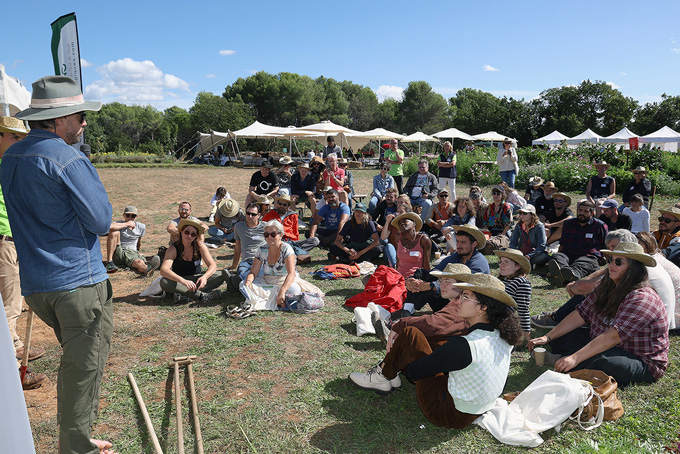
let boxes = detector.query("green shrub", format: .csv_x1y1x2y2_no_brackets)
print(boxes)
662,152,680,180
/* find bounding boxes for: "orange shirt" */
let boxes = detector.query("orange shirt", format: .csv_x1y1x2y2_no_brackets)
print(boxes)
262,209,299,241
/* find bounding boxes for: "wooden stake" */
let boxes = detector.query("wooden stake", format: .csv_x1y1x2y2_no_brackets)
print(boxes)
19,309,34,383
128,373,163,454
186,362,204,454
173,361,185,454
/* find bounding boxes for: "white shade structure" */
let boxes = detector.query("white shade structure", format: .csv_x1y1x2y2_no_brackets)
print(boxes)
0,64,30,116
472,131,516,143
232,120,282,138
433,127,476,142
600,127,639,143
531,130,570,145
351,128,404,140
400,131,439,142
297,120,359,135
565,128,603,145
638,125,680,143
196,130,233,153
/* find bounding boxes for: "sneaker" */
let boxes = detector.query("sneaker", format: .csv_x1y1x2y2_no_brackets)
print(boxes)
547,259,564,287
348,363,394,394
15,346,46,362
201,289,222,303
208,215,215,223
390,374,402,388
173,293,192,303
104,261,118,273
206,243,218,249
21,369,47,390
145,255,161,277
531,312,558,329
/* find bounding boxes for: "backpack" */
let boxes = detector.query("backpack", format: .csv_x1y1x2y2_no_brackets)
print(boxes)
312,263,360,280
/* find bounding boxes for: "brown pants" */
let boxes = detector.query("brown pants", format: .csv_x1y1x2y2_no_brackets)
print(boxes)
381,326,479,429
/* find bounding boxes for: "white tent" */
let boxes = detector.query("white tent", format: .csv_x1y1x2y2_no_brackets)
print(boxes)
400,131,439,142
232,121,282,138
531,130,570,146
0,64,30,116
351,128,404,140
639,125,680,152
297,120,358,135
565,128,603,145
196,130,233,153
600,127,639,143
433,127,476,142
472,131,516,143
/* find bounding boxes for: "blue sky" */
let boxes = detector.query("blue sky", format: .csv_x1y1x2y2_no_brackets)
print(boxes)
2,0,679,112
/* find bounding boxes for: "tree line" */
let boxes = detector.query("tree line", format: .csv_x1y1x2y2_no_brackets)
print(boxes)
83,71,680,155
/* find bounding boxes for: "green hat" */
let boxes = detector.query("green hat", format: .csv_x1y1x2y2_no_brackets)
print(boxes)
16,76,102,121
354,202,368,213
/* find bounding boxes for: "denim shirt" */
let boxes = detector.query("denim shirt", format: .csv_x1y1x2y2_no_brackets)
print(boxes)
0,129,112,295
372,174,395,199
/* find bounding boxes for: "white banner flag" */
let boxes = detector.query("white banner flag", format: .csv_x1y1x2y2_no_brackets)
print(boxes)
50,12,82,90
0,64,31,116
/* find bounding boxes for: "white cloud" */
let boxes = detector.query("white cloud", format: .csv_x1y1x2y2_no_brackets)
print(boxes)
246,69,257,74
205,74,217,78
620,72,627,76
12,59,23,69
85,58,191,107
606,81,621,89
671,37,677,44
375,85,404,102
219,49,236,56
81,58,93,68
482,64,500,72
672,48,680,54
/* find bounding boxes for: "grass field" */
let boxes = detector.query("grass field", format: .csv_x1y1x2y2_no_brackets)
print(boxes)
20,166,680,453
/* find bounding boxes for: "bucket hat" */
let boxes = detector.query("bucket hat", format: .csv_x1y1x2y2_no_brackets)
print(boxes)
15,76,101,121
601,242,656,267
218,198,240,218
494,248,531,275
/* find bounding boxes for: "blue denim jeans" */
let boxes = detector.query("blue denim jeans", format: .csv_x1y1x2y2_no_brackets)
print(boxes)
369,196,380,216
208,226,235,242
382,238,397,268
500,170,516,189
410,197,433,222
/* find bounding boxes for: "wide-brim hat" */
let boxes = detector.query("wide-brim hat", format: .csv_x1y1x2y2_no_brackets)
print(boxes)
298,163,310,170
594,161,611,169
15,76,102,121
338,158,348,164
601,242,656,267
553,192,572,207
451,224,487,250
658,207,680,222
518,204,536,214
453,274,517,308
429,263,471,280
279,156,293,165
494,248,531,275
529,176,544,186
256,195,273,205
391,212,423,232
0,116,29,135
218,198,240,217
633,166,647,173
275,193,293,204
543,181,557,190
178,218,206,235
310,156,326,169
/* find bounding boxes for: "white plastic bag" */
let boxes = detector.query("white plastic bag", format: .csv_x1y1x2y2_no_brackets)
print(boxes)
352,306,375,336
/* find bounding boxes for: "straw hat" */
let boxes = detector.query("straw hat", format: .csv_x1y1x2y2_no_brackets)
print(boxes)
275,193,293,204
279,156,293,165
601,241,656,267
16,76,102,121
553,192,572,207
310,156,326,169
658,207,680,222
178,218,206,235
429,263,471,280
218,198,240,218
338,158,349,165
594,161,611,169
0,116,28,135
298,162,310,170
633,166,647,174
529,176,544,186
543,181,557,190
255,195,273,205
494,248,531,275
391,212,423,232
453,274,517,308
451,224,487,250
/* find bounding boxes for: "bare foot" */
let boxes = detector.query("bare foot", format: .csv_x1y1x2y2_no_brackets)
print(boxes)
91,439,112,451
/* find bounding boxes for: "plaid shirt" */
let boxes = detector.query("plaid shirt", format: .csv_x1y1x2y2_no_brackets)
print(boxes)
560,217,608,262
576,287,669,380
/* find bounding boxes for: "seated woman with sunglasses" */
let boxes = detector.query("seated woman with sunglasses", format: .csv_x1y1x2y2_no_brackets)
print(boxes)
241,220,323,310
330,203,384,264
160,219,225,303
528,242,669,387
349,273,522,429
480,185,514,254
441,196,476,253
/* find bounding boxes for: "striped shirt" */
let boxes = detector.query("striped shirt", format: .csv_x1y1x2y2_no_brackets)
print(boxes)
503,276,532,332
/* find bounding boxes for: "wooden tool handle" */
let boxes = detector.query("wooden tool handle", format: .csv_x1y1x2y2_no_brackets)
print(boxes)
186,363,204,454
128,373,163,454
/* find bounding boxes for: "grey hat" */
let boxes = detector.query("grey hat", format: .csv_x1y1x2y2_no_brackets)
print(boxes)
16,76,102,121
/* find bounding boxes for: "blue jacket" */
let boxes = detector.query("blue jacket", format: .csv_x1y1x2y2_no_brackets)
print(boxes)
0,129,112,295
508,221,547,259
372,174,395,199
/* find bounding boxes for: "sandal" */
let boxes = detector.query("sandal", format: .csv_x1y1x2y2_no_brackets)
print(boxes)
226,305,253,319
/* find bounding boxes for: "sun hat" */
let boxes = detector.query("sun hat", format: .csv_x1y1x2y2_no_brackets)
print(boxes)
553,192,572,207
633,166,647,173
601,241,656,267
255,195,273,205
494,248,531,275
658,207,680,222
310,156,326,169
298,162,310,170
594,161,611,169
529,176,544,186
439,188,449,195
276,193,293,204
391,212,423,232
178,218,206,236
15,76,102,121
601,199,619,209
123,206,138,215
429,263,471,280
453,274,517,308
338,158,348,164
279,156,293,165
353,202,368,213
218,198,240,218
451,224,487,250
543,181,557,190
0,116,29,135
518,204,536,214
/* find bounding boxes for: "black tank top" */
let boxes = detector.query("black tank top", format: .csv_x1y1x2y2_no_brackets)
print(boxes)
171,255,201,276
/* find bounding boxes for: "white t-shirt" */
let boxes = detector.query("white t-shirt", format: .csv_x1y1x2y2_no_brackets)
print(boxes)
622,207,650,234
647,264,676,330
118,220,145,249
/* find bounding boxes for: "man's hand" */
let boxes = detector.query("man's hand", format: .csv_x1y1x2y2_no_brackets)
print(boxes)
405,278,426,293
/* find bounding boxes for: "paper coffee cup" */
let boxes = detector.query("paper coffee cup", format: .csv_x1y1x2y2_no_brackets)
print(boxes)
534,347,546,366
434,252,441,259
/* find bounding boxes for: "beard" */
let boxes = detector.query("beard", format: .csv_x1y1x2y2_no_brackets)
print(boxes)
577,214,589,223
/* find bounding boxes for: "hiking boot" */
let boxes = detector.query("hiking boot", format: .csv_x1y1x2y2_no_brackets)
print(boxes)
21,369,47,390
348,363,394,394
104,261,118,273
560,267,578,283
15,346,46,362
173,293,192,304
531,312,558,329
372,311,390,348
145,255,161,277
547,259,564,287
201,289,222,303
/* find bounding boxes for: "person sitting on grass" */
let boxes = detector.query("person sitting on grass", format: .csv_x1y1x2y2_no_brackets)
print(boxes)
329,203,383,264
534,181,557,218
598,199,632,232
622,193,650,234
262,193,319,264
276,156,294,196
622,166,652,209
349,273,522,431
308,188,351,247
255,195,273,216
245,161,279,207
542,192,574,246
441,196,476,253
528,242,669,387
393,212,432,280
104,206,161,276
422,188,453,242
508,204,548,268
380,201,412,269
209,198,245,243
369,162,395,216
500,180,527,212
226,203,266,290
480,184,513,254
160,219,224,303
373,187,399,231
494,249,532,344
208,186,229,223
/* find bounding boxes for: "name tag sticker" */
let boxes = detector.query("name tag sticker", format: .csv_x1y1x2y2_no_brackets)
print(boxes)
601,183,607,187
252,235,263,240
409,251,421,257
585,233,593,238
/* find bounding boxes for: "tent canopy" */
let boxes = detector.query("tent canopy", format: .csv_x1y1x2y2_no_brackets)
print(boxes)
231,121,282,138
600,127,639,143
565,128,602,144
400,131,439,142
196,131,233,153
532,130,570,145
472,131,516,142
0,64,30,116
350,128,404,140
639,125,680,143
433,127,476,141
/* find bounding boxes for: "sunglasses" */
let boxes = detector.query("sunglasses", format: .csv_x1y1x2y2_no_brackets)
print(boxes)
75,112,87,123
263,231,279,238
554,199,565,203
277,202,289,207
179,208,190,212
438,194,448,197
124,213,137,218
246,212,259,217
607,257,625,266
182,230,198,238
492,191,502,195
658,217,676,223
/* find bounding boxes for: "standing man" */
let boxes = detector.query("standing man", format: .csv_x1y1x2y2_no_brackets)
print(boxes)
384,138,405,194
404,159,439,222
245,162,279,207
0,76,117,453
437,141,457,200
0,116,47,389
323,136,342,160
